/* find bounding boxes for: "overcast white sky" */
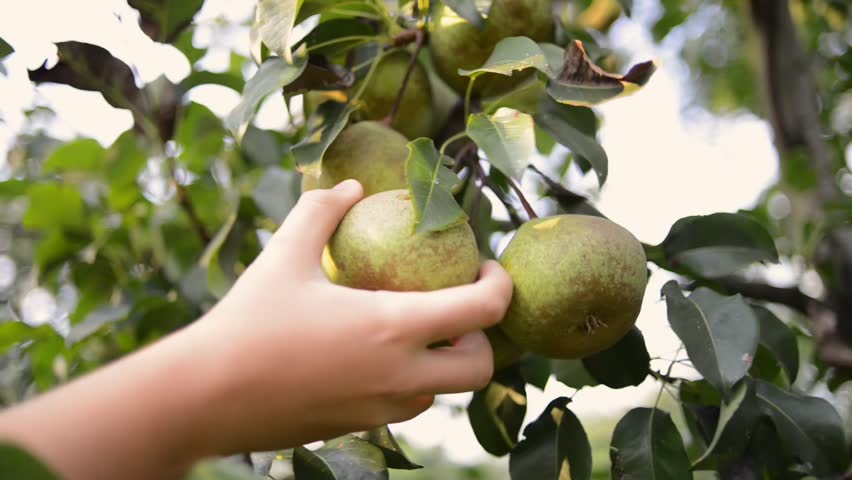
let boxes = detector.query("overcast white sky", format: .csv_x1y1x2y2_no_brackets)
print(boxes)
0,0,790,467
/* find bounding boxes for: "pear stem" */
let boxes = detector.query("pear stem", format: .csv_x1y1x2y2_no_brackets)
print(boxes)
384,28,425,131
507,176,538,220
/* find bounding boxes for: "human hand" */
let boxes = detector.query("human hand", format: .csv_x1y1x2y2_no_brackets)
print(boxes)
186,179,514,456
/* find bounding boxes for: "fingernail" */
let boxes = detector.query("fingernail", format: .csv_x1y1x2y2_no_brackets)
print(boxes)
333,179,360,192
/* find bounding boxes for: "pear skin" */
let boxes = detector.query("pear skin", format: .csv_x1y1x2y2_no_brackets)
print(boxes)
498,215,647,359
326,190,480,292
300,121,408,197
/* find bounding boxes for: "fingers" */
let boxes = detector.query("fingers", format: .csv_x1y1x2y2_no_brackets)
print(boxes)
371,260,514,344
268,180,363,273
410,331,494,394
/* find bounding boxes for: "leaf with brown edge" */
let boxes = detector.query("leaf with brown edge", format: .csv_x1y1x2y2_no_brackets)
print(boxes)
28,42,144,111
546,40,657,107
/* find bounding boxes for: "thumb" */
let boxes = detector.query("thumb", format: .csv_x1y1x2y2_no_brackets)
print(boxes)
269,179,363,272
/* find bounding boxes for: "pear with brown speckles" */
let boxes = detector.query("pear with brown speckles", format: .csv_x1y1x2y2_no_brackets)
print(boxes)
498,215,647,359
324,190,480,292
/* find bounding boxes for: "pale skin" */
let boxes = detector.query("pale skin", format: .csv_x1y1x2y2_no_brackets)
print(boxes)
0,179,514,480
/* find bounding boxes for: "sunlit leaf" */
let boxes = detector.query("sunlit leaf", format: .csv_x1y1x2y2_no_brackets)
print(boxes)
460,37,551,79
661,282,759,396
467,108,535,180
509,397,592,480
176,103,225,173
42,138,106,174
23,184,86,231
256,0,301,63
610,407,692,479
658,212,779,277
226,53,308,141
405,138,467,234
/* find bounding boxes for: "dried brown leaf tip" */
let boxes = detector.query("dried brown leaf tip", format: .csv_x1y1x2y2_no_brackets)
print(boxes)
557,40,657,88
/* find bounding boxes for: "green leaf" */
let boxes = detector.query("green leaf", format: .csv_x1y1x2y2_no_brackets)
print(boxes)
659,212,779,278
661,282,759,396
105,130,147,211
691,380,755,470
293,435,389,480
0,37,13,60
551,358,598,389
754,380,849,476
509,397,592,480
519,354,551,390
23,184,86,231
582,327,650,388
359,426,421,470
187,459,265,479
534,96,608,185
0,179,30,198
467,108,535,181
460,36,552,78
0,322,58,356
0,443,60,480
752,305,799,382
178,71,246,94
28,42,142,111
175,28,205,65
252,166,299,223
226,54,308,141
482,77,547,115
128,0,204,43
35,230,87,272
42,138,106,174
292,101,356,177
467,372,527,456
610,407,692,480
176,103,225,173
405,138,468,234
442,0,485,30
256,0,301,63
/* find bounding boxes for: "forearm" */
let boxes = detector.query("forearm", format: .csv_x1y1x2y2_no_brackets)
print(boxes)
0,326,224,480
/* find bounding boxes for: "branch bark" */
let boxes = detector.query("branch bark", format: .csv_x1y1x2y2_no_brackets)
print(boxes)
748,0,852,371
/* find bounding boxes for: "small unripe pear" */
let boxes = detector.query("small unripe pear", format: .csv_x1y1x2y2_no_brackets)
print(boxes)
498,215,647,359
300,121,408,197
430,0,554,97
325,190,481,291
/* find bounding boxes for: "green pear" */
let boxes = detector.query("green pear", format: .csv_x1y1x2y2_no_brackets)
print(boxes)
485,326,525,370
325,190,480,291
498,214,647,359
429,0,555,97
300,121,408,197
351,51,435,140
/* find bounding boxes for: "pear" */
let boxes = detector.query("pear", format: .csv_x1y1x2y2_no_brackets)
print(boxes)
498,215,647,359
485,326,525,370
352,51,435,140
429,0,554,97
300,121,408,197
325,190,480,291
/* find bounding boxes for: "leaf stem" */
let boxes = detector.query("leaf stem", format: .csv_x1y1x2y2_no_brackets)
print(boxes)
464,76,477,120
506,176,538,219
654,344,683,409
384,29,425,130
306,35,380,54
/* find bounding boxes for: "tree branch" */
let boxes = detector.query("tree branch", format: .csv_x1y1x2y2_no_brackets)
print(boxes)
688,276,816,316
175,183,212,245
384,28,425,128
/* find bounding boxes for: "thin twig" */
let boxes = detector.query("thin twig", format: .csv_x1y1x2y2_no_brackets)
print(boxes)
384,28,425,128
472,161,524,227
175,184,211,244
506,176,538,219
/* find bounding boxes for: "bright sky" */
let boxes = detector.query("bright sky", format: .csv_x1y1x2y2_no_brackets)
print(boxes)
0,0,784,468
